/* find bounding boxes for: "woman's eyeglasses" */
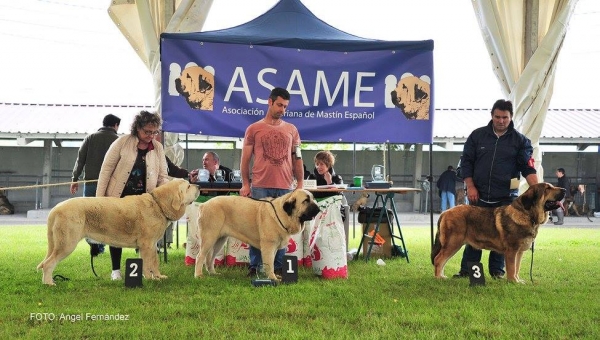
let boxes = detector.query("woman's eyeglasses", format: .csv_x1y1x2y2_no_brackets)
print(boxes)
142,129,160,136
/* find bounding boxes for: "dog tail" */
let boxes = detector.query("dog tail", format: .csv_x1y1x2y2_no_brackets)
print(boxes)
431,218,442,265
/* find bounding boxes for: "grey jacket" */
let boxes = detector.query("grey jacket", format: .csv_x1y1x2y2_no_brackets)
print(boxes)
72,127,118,182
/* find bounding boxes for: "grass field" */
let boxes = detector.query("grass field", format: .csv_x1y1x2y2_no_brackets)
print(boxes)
1,223,599,339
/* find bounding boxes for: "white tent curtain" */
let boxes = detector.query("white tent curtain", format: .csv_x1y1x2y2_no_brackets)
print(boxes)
472,0,578,183
107,0,214,165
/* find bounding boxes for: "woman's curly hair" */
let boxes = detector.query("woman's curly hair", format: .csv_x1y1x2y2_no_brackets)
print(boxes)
130,110,162,136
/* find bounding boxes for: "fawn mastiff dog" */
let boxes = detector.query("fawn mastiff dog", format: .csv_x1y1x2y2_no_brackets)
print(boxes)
37,179,199,285
194,189,321,281
431,183,565,283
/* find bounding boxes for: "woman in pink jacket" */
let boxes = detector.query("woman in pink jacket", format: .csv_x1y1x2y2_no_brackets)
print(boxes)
96,110,170,280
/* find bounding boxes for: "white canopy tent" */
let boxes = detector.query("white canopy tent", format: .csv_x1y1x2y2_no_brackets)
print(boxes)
108,0,215,165
472,0,578,182
108,0,579,185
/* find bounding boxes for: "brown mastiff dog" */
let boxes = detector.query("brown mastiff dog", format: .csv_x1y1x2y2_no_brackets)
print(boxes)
194,189,321,281
431,183,565,283
37,179,199,285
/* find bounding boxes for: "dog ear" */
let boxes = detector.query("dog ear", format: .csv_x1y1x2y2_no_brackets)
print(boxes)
521,185,538,210
171,183,184,211
283,198,296,216
151,181,186,221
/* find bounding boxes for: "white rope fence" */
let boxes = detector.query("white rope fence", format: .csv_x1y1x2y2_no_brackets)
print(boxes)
0,179,98,191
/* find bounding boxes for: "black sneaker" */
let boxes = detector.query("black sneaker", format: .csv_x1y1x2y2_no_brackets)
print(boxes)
490,272,505,279
452,271,469,278
247,268,257,278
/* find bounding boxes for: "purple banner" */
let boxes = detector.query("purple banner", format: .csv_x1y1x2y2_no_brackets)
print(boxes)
161,40,434,143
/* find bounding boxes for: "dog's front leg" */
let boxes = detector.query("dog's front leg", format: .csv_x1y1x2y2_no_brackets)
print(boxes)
260,243,281,281
505,251,523,283
139,246,167,280
514,251,526,283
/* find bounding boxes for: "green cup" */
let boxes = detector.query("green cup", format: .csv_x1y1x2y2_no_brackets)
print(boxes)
353,176,364,187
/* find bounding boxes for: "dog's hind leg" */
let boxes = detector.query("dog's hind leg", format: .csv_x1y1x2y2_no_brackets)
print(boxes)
37,226,80,285
433,245,463,279
205,236,227,275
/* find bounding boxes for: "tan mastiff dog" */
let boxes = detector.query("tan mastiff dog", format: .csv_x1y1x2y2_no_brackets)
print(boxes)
37,179,199,285
194,189,321,281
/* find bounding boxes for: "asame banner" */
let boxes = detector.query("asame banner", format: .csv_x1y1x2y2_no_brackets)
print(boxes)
161,40,434,144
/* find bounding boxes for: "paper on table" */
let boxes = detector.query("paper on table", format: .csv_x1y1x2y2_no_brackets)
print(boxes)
316,184,348,189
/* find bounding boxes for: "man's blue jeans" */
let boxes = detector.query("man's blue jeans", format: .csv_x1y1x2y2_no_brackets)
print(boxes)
248,187,291,271
440,191,455,211
459,198,514,276
83,182,97,197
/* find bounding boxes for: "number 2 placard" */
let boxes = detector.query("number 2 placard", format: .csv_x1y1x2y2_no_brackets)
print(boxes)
125,258,143,288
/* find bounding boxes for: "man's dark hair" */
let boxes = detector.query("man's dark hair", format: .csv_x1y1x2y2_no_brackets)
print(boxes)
103,114,121,127
447,165,453,170
269,87,290,101
491,99,513,117
557,168,566,175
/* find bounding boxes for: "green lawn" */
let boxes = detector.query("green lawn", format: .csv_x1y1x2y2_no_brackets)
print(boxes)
1,224,599,339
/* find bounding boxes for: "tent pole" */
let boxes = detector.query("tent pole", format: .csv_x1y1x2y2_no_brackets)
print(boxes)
429,143,434,248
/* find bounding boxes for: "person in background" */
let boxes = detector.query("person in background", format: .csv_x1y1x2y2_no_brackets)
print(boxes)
96,110,169,281
240,87,304,278
436,165,460,212
454,99,538,279
184,151,232,266
552,167,571,225
308,150,343,199
70,114,121,255
308,150,346,221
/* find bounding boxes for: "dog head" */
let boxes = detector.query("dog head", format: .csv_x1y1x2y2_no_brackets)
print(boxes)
151,179,200,220
282,189,321,223
175,66,215,110
521,182,566,211
390,73,431,120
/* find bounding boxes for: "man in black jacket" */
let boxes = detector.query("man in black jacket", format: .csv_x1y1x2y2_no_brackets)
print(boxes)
454,99,538,279
436,165,460,211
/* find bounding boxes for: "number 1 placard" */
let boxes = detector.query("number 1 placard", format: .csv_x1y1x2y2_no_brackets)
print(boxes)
281,255,298,284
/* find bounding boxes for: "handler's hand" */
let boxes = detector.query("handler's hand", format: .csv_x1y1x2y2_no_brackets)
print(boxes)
239,184,251,197
466,186,479,205
70,183,78,195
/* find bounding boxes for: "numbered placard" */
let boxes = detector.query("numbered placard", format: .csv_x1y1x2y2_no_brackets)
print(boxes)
125,258,143,288
467,261,486,286
281,255,298,284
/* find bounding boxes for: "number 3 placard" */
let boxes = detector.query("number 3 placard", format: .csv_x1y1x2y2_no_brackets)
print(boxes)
468,261,486,286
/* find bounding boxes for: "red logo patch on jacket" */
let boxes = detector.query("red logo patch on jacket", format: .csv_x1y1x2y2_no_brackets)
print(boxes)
527,157,535,168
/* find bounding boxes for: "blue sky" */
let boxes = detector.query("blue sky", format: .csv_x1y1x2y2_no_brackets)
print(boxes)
0,0,597,109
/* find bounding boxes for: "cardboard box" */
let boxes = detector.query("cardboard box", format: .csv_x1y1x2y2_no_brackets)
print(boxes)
361,222,392,258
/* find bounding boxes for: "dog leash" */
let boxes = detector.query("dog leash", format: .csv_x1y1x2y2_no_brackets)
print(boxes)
529,241,535,283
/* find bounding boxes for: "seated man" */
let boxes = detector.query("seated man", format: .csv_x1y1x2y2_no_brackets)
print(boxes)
185,151,232,265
